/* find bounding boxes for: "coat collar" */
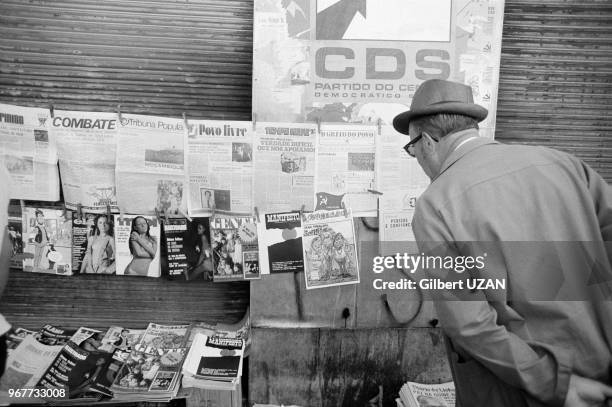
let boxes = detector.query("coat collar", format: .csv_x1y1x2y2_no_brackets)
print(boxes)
432,129,499,182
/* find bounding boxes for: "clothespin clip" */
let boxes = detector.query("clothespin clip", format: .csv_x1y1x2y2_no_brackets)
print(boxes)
377,118,382,135
367,189,383,196
116,104,122,123
179,208,192,222
154,208,161,223
341,201,349,218
210,205,216,220
299,204,306,222
49,104,54,118
106,204,112,220
164,210,169,223
119,209,125,223
19,199,26,216
252,112,257,132
76,203,83,220
316,118,321,133
253,206,260,223
61,202,68,220
182,112,188,129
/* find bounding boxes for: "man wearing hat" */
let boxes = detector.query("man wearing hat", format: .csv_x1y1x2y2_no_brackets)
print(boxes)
393,79,612,406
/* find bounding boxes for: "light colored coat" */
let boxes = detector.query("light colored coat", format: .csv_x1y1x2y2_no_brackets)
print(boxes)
412,129,612,406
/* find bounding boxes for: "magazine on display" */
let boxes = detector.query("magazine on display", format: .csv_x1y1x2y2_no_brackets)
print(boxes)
0,103,60,201
399,381,455,407
253,122,318,213
114,214,161,278
7,204,24,270
163,217,213,280
36,327,112,400
314,124,378,217
116,114,187,215
209,215,259,282
182,334,244,384
302,209,359,289
21,207,72,275
0,335,63,391
52,110,119,213
111,324,188,401
185,119,254,216
258,211,304,275
138,323,190,352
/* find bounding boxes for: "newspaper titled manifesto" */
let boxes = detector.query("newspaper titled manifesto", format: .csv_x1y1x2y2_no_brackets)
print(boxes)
315,124,377,217
0,103,60,201
254,122,317,213
52,110,119,212
376,125,430,193
116,114,186,215
186,120,253,216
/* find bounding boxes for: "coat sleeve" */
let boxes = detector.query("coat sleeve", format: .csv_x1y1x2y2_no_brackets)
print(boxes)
412,196,571,407
578,158,612,241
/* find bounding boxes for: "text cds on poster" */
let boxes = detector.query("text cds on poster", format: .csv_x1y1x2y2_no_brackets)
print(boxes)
253,0,505,138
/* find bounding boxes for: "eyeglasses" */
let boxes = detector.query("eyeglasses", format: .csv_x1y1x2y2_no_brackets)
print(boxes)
403,133,438,158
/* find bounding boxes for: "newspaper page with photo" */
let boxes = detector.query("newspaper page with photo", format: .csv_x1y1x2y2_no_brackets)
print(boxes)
116,114,187,215
22,207,73,275
114,214,161,278
253,122,317,212
52,110,119,212
379,187,426,257
302,209,359,289
376,125,430,193
185,120,253,216
0,103,60,201
400,381,455,407
209,215,258,282
315,124,377,216
257,211,304,275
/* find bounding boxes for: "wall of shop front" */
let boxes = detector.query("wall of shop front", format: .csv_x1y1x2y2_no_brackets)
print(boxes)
0,0,610,404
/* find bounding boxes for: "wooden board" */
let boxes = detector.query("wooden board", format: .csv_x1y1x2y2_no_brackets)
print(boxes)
249,327,451,407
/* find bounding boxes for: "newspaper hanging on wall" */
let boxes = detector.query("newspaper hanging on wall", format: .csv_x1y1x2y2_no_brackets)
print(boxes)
252,0,505,138
314,124,376,216
376,125,430,194
378,187,425,257
52,110,119,212
116,114,187,215
0,103,60,201
253,122,317,213
185,120,254,216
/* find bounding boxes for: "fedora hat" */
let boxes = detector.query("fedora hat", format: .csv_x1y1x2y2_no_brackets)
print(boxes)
393,79,488,135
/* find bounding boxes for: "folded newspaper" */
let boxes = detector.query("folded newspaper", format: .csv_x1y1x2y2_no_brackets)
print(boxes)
398,381,455,407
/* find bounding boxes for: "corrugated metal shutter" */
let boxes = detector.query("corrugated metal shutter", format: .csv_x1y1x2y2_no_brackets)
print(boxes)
0,0,253,120
496,0,612,181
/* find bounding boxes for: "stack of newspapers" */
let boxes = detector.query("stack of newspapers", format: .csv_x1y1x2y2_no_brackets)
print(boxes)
397,381,455,407
181,333,245,391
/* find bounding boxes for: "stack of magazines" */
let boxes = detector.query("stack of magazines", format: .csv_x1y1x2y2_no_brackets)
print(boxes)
397,381,455,407
181,333,245,391
109,323,189,403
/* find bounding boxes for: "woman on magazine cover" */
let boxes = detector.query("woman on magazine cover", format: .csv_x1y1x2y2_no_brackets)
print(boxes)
185,222,213,281
80,214,116,274
30,209,49,271
124,216,157,276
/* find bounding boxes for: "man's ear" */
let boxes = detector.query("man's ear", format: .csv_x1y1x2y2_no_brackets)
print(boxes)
421,132,437,152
